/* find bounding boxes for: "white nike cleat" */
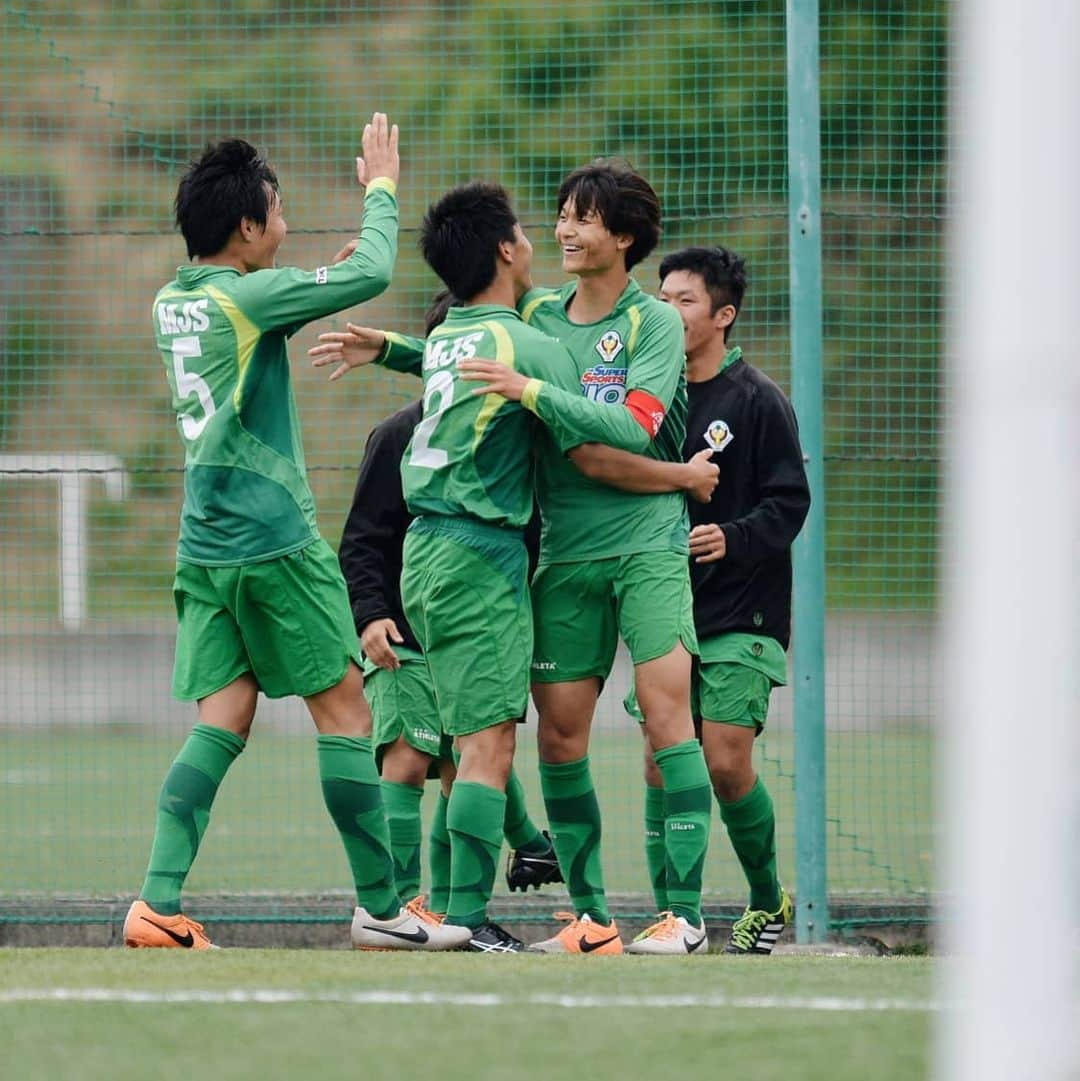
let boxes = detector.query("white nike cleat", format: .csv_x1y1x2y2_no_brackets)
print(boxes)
351,894,471,951
624,911,709,955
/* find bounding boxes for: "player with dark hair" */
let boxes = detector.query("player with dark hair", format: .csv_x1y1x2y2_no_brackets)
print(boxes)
318,161,717,955
458,161,714,955
312,180,664,950
125,115,467,953
338,290,562,915
573,245,811,954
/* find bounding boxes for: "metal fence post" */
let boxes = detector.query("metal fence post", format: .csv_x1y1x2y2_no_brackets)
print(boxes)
786,0,829,944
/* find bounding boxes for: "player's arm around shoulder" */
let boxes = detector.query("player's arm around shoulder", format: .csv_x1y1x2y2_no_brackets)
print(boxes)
569,442,718,502
514,326,578,390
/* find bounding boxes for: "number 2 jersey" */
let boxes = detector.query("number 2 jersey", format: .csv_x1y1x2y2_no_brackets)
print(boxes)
385,303,661,527
152,179,398,566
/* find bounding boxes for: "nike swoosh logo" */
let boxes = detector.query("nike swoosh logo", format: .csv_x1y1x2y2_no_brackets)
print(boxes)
579,933,619,953
140,916,194,948
362,925,429,944
685,935,707,953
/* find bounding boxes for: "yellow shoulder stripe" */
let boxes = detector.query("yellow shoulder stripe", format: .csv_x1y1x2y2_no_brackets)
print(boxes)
520,292,561,325
472,320,514,450
204,284,261,411
627,304,642,356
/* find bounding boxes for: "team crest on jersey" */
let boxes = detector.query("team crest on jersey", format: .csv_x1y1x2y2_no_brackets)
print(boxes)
705,419,734,452
315,266,328,284
594,330,624,364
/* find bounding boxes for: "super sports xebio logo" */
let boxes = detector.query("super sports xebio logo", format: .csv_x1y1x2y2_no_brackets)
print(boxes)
581,365,628,404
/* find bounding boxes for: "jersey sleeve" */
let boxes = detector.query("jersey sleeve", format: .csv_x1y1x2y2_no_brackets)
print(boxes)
377,331,425,375
622,300,686,423
520,378,651,455
338,418,410,631
228,181,399,333
514,333,578,389
509,325,650,452
719,387,811,568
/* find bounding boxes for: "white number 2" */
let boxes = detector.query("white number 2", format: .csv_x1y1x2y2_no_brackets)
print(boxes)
409,369,454,469
171,336,216,440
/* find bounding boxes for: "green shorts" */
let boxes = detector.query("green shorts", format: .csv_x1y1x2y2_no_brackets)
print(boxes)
172,538,362,701
624,659,775,734
531,551,697,683
365,650,452,776
400,517,532,737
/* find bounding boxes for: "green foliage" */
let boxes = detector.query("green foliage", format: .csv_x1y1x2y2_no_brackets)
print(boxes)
0,0,945,612
0,307,56,450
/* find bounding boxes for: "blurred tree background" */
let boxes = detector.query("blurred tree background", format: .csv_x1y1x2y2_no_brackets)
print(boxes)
0,0,944,616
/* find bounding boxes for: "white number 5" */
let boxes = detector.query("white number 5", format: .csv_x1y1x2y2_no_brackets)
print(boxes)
409,369,454,469
172,336,216,440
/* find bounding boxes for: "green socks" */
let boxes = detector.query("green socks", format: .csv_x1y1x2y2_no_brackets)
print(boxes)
318,735,400,921
719,776,781,913
445,781,505,929
540,756,610,924
428,791,452,914
381,780,423,900
643,783,668,912
503,767,548,853
139,723,245,915
431,773,547,918
654,740,712,926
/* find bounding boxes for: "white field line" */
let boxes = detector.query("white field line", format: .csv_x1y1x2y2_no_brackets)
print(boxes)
0,988,939,1012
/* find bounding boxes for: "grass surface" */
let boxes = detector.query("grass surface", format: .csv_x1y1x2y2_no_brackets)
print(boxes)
1,949,933,1081
0,727,932,902
0,727,933,901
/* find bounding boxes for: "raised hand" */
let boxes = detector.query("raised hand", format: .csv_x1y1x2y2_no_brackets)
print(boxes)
308,322,387,382
684,448,719,503
356,111,400,188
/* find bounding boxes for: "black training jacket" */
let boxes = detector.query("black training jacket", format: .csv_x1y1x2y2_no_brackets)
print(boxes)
339,400,425,652
685,357,811,649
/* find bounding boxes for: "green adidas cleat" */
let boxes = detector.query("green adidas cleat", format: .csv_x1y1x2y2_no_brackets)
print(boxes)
723,887,793,955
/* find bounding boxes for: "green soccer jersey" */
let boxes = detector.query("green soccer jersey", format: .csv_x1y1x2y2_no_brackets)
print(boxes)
389,304,652,527
153,180,398,566
519,278,689,563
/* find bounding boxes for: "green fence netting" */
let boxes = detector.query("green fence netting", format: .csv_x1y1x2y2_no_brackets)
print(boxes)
0,0,942,926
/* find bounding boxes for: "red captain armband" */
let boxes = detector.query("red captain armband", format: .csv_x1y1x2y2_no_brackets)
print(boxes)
625,389,666,438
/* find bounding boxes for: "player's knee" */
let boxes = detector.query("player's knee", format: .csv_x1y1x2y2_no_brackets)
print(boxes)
305,670,373,737
708,758,755,803
381,740,431,787
642,752,663,788
537,720,587,763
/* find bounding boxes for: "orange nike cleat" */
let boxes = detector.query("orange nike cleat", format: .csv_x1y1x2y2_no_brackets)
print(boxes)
123,900,216,950
527,911,624,955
